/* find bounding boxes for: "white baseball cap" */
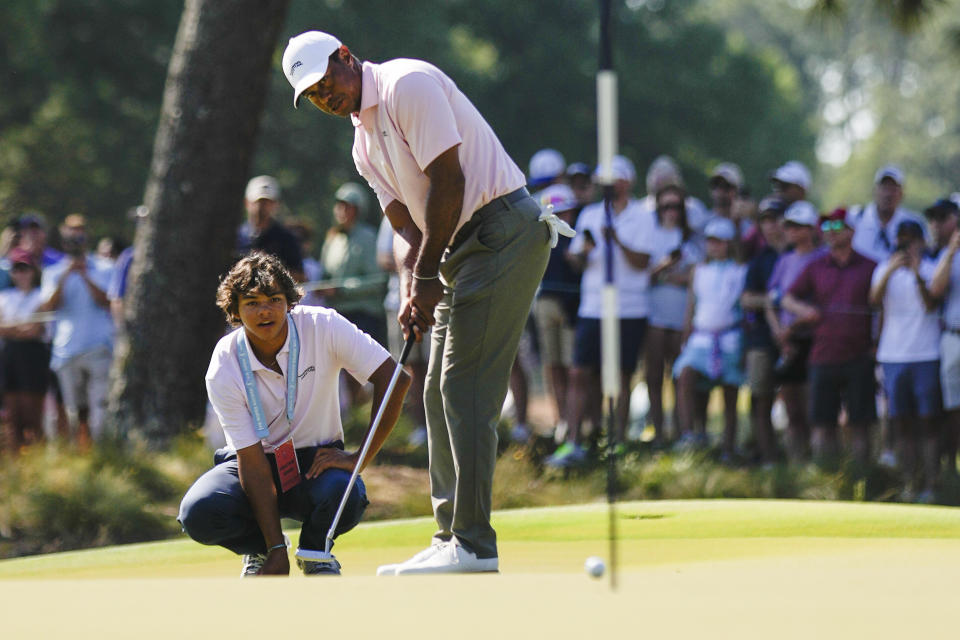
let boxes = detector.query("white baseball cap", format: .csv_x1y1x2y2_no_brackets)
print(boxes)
874,164,905,186
245,175,280,202
529,149,566,186
537,183,578,213
704,217,736,241
783,200,819,227
646,155,683,194
594,154,636,183
771,161,811,191
282,31,343,108
709,162,743,190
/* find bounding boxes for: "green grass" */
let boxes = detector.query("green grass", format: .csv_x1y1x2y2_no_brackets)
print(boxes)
2,499,958,580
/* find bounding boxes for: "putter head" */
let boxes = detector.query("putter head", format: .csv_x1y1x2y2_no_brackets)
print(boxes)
295,547,341,575
296,547,337,563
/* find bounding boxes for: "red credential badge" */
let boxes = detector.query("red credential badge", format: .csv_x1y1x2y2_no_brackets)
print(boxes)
274,439,302,493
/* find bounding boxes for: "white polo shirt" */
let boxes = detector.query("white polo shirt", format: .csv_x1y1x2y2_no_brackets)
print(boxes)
871,257,940,363
850,203,926,264
569,199,656,319
351,59,526,237
205,306,389,453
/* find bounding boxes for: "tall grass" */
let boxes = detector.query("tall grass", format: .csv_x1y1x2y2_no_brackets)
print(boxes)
0,433,210,558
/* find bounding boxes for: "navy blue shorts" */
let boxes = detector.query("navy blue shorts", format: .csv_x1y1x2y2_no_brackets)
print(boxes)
573,317,647,376
881,360,942,419
178,443,368,555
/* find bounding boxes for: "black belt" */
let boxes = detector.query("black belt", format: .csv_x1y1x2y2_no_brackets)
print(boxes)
947,327,960,336
448,187,530,252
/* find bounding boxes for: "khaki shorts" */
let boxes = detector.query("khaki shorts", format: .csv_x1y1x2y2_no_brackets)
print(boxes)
746,348,776,395
533,296,574,367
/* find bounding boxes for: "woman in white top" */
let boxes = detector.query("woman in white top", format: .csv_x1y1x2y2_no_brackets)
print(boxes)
673,218,748,459
644,184,701,446
0,248,51,449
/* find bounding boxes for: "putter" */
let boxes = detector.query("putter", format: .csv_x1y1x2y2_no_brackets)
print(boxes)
296,329,417,568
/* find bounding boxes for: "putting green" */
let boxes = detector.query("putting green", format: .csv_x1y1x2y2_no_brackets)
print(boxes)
2,500,958,639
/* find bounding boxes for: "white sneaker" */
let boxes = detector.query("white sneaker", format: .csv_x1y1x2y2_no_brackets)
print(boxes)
376,541,450,576
394,543,498,575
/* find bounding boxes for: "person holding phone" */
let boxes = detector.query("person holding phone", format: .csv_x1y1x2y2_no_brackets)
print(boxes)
643,181,700,446
548,156,655,467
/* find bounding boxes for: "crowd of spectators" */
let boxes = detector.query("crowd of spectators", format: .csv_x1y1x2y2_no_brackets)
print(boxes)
525,150,959,504
5,159,960,504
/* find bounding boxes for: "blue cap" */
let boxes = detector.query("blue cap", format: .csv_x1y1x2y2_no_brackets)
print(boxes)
896,219,925,239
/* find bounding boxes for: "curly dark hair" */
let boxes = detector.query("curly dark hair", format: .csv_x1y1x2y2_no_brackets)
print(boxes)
216,252,303,324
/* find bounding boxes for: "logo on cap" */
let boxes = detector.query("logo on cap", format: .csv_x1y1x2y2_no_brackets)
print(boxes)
290,60,303,75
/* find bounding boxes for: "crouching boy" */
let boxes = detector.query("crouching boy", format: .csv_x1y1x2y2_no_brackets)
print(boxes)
178,252,409,576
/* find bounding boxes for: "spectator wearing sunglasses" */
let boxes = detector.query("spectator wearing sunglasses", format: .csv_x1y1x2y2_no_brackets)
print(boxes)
766,201,827,462
644,180,701,446
782,208,877,466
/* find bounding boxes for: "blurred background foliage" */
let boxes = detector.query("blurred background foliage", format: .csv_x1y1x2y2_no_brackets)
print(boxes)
0,0,956,244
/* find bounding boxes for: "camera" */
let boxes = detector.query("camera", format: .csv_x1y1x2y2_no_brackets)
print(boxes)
61,233,86,257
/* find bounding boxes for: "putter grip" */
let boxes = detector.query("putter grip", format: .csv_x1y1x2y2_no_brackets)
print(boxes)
399,329,417,364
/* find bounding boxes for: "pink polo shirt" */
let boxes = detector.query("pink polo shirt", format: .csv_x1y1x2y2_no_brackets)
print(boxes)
350,59,525,238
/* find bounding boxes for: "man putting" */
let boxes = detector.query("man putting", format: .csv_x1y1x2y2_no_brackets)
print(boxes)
178,252,409,576
282,31,557,574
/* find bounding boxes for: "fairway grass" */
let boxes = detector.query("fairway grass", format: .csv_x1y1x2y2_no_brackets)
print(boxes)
2,500,959,639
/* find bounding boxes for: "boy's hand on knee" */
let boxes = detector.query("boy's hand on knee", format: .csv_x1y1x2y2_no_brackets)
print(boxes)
306,448,359,479
259,547,290,575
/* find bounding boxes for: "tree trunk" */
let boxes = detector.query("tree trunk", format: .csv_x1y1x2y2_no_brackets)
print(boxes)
107,0,290,445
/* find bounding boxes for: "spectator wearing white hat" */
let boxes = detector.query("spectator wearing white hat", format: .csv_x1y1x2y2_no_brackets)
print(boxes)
847,165,925,466
547,155,655,467
766,200,827,462
673,217,748,458
849,165,925,264
770,161,811,207
870,220,941,501
238,175,305,282
528,149,566,192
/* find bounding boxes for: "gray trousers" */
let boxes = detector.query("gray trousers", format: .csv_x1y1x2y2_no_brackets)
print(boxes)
426,191,549,559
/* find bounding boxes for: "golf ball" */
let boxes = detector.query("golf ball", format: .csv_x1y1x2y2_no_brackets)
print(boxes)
584,556,605,578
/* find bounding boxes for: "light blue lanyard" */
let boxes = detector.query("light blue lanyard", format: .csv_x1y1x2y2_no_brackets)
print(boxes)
236,314,299,440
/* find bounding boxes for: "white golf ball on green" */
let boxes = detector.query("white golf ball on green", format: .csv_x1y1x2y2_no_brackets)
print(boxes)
584,556,605,578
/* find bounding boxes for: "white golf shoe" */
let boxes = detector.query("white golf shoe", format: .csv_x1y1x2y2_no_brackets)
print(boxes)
394,543,498,575
376,541,450,576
